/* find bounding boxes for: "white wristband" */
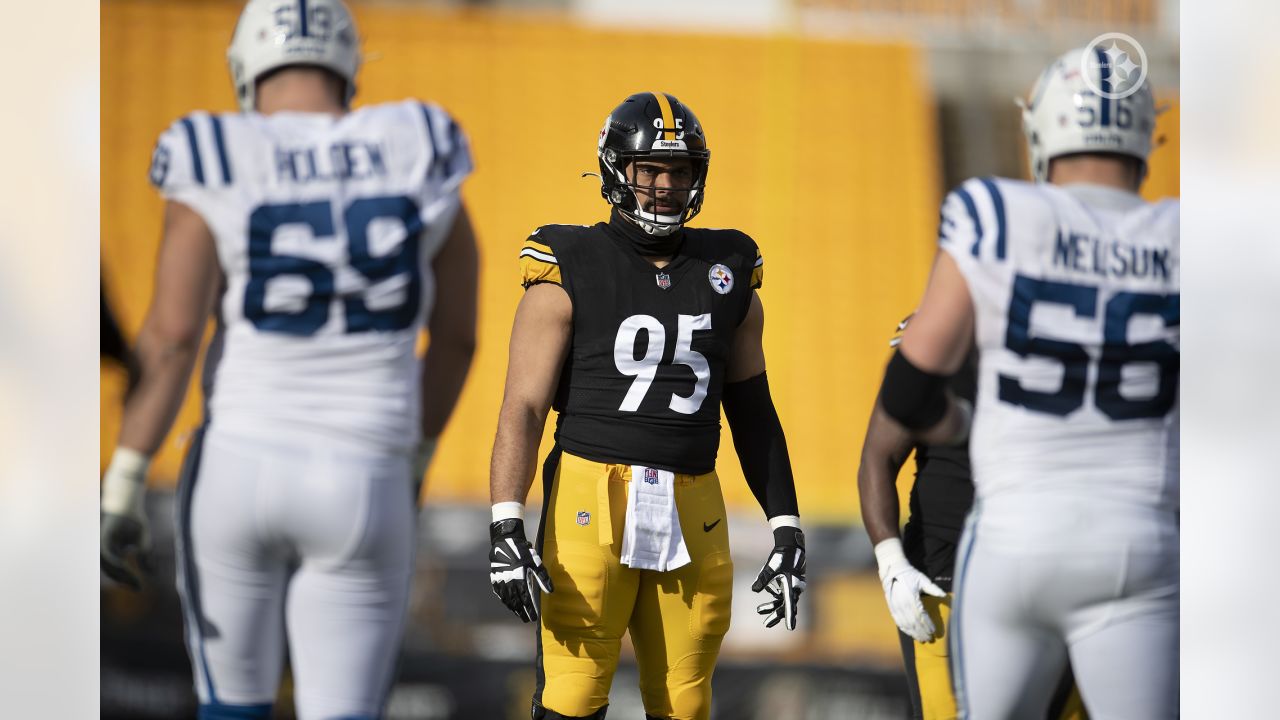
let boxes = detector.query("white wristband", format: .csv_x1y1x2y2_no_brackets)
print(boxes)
101,447,150,519
491,501,525,523
873,537,908,578
768,514,801,531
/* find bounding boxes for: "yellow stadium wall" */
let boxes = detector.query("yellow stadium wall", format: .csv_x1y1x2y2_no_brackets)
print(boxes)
1142,99,1179,202
104,2,1174,523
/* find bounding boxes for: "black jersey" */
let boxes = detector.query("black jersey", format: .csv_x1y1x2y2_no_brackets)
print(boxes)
901,352,977,592
519,215,762,475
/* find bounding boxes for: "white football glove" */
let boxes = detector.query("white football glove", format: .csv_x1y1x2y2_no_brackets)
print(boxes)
874,537,946,643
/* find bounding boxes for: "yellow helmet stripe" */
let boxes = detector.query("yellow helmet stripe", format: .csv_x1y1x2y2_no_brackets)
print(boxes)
652,92,676,141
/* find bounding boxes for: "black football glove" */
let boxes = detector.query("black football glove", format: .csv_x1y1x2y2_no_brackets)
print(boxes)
752,525,806,630
101,512,153,591
489,518,554,623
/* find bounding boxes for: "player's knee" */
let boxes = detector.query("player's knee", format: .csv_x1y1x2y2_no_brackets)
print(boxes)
533,699,609,719
539,671,611,718
666,684,713,720
197,701,273,719
641,660,714,720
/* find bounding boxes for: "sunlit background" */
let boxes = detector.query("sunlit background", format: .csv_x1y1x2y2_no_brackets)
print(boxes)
97,0,1184,717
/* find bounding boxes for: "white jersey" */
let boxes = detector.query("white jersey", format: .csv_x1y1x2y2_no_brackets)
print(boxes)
149,100,471,453
939,178,1179,513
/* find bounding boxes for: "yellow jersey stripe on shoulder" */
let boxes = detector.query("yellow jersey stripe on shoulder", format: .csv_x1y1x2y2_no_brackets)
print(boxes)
750,251,763,289
520,254,562,288
524,239,555,258
520,245,558,265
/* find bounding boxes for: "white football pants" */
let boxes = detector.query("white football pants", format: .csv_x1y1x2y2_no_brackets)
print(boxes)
175,426,417,719
950,496,1179,720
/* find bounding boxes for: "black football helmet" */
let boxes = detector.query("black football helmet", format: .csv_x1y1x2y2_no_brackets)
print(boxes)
596,92,710,235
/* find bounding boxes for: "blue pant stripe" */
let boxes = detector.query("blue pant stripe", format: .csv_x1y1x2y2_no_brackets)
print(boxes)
176,425,218,702
950,502,981,719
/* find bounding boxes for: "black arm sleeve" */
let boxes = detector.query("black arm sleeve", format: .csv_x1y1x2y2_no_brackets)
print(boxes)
722,372,799,519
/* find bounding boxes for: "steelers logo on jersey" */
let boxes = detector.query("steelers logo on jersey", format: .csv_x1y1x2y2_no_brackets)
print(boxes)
708,264,734,294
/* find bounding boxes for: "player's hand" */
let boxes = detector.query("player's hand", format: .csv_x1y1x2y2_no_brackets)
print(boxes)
874,538,947,643
489,518,554,622
101,512,153,591
752,525,806,630
101,448,153,591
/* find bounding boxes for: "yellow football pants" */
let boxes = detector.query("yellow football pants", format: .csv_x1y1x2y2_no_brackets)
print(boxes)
905,595,1088,720
535,450,733,720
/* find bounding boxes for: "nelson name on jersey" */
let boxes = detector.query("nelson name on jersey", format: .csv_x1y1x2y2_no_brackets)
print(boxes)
275,140,388,184
1052,229,1171,281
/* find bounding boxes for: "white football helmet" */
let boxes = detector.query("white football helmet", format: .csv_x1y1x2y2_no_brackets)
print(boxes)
226,0,361,113
1020,46,1156,183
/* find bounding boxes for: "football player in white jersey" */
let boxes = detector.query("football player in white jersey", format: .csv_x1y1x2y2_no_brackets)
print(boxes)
868,47,1178,719
98,1,478,717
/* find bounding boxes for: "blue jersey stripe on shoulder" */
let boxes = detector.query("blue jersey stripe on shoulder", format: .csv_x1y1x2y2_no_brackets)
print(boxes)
977,177,1007,260
419,103,442,178
210,115,232,184
180,117,205,185
955,186,983,257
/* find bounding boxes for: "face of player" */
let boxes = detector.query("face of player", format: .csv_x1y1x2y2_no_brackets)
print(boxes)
626,157,694,216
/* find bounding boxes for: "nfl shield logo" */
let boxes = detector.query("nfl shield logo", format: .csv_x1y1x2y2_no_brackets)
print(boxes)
576,511,591,526
644,467,660,485
655,272,671,290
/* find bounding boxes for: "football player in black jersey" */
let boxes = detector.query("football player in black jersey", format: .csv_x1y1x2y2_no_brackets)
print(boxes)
858,316,1086,720
486,92,804,720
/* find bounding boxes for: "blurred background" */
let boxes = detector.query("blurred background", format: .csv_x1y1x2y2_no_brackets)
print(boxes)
100,0,1179,717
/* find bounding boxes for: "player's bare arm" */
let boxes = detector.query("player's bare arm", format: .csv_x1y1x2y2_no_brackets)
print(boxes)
102,200,220,590
857,399,947,642
487,281,569,623
117,201,222,455
856,404,915,546
489,282,572,506
721,291,806,630
880,251,975,447
418,204,479,450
